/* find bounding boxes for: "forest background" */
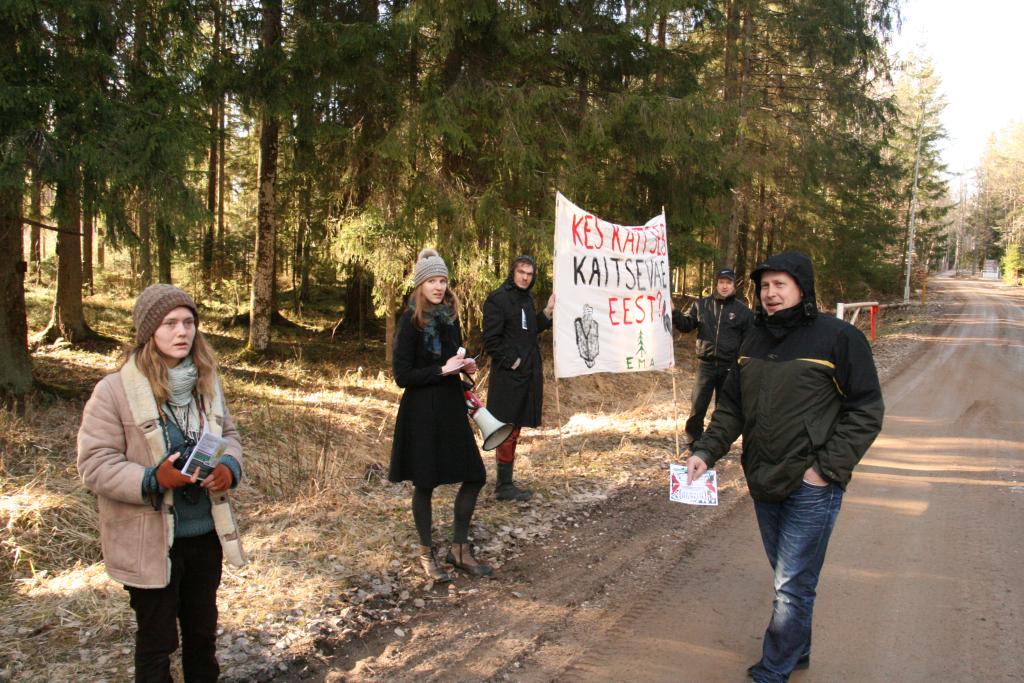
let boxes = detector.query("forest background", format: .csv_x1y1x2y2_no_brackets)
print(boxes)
4,0,1024,396
1,0,1024,679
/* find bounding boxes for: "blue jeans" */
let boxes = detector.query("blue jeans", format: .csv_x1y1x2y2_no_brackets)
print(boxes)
750,481,844,683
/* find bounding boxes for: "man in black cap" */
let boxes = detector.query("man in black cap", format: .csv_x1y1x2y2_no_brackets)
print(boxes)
482,256,554,501
685,251,884,682
672,268,752,446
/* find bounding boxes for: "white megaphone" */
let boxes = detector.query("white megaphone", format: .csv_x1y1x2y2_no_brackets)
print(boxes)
463,386,514,450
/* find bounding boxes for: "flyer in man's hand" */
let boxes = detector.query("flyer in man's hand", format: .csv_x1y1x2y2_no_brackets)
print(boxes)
669,464,719,506
181,432,228,480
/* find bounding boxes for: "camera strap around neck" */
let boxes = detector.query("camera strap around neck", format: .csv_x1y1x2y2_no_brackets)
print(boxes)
121,356,224,466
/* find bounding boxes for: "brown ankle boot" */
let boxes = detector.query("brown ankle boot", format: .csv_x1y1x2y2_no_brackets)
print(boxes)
419,545,452,582
446,542,493,578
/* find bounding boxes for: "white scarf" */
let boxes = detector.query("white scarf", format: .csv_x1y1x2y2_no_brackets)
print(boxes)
166,357,200,440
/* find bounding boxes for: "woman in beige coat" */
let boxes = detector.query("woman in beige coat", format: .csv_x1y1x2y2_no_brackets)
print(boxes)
78,284,245,683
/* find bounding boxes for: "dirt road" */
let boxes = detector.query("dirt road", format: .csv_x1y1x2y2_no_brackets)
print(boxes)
311,277,1023,682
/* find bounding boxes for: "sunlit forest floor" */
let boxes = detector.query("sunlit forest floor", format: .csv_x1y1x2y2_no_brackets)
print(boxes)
0,267,945,682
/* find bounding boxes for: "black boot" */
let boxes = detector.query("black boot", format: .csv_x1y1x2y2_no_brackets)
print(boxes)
495,462,532,501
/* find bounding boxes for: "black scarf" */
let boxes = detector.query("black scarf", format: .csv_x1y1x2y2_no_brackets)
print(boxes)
411,302,455,358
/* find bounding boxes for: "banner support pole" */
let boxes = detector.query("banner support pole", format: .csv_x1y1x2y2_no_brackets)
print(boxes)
553,376,566,457
671,371,680,461
664,206,679,461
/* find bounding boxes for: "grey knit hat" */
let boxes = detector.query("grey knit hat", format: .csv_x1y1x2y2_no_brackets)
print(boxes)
132,284,199,344
413,248,449,288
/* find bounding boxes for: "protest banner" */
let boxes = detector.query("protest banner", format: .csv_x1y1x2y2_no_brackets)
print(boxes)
552,192,675,378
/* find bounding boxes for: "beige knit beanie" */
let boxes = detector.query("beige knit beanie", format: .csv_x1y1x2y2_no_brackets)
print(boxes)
132,284,199,344
413,248,449,288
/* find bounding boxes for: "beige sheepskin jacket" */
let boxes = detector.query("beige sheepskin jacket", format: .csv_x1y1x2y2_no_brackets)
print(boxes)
77,358,245,588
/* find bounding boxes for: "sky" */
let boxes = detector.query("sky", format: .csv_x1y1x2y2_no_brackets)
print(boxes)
889,0,1023,177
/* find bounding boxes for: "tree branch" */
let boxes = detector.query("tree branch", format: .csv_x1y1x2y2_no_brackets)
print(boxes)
20,216,83,237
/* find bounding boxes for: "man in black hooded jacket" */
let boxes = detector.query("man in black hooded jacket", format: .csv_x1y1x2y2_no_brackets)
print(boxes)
482,256,554,501
685,251,884,683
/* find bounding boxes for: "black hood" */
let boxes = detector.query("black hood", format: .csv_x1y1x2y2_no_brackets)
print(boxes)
504,255,537,292
750,251,818,322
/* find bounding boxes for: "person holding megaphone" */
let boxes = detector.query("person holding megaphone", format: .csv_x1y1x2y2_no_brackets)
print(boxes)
388,249,492,581
481,255,555,501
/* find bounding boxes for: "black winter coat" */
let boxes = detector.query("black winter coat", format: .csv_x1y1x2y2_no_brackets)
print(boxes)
693,252,885,503
482,273,552,427
672,294,752,364
388,310,485,488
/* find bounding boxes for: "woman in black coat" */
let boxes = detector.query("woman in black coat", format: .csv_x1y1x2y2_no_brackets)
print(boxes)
389,249,491,581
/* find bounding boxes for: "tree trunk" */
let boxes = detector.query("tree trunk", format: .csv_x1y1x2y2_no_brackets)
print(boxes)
752,179,766,269
735,197,750,283
249,0,282,353
38,170,91,343
717,0,752,268
716,0,741,261
299,222,311,303
292,0,317,306
157,220,172,284
248,113,278,349
203,103,218,286
139,200,152,287
203,1,221,287
82,201,94,294
654,11,667,87
384,294,397,364
293,190,309,311
29,170,42,284
97,215,106,270
217,99,227,278
340,263,373,336
357,265,369,336
0,185,33,404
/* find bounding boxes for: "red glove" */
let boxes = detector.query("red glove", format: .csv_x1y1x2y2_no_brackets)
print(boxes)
156,454,198,490
201,463,233,492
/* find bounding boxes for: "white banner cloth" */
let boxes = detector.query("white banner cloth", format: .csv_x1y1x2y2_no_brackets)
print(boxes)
553,192,675,378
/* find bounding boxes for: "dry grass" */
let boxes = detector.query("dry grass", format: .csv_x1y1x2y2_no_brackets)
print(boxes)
2,293,702,681
0,464,101,583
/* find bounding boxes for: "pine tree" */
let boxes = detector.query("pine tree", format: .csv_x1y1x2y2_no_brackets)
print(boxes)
972,123,1024,282
0,0,47,400
35,5,103,344
887,55,950,292
116,0,209,293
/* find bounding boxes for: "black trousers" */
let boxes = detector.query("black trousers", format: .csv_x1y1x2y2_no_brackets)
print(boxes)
125,532,222,683
684,361,732,441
